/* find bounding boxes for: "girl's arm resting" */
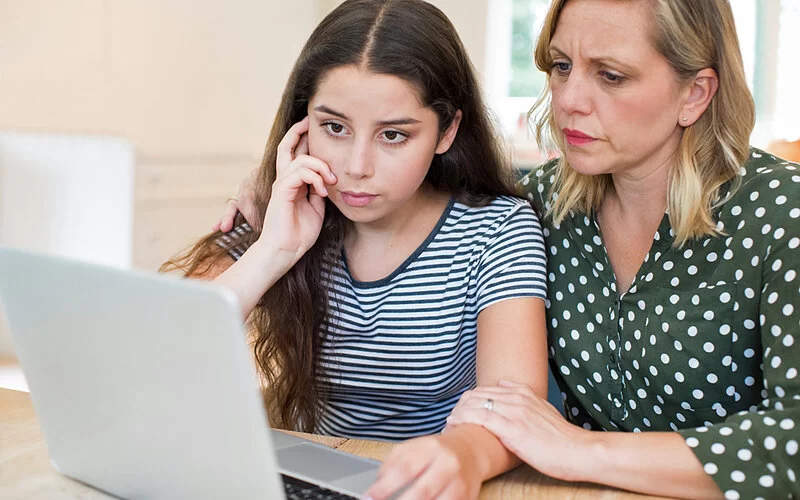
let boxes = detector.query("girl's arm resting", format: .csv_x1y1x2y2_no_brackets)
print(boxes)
441,296,549,482
366,205,550,499
364,297,547,500
439,422,520,480
212,239,297,318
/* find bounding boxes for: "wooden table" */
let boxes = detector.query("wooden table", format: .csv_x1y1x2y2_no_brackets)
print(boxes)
0,388,667,499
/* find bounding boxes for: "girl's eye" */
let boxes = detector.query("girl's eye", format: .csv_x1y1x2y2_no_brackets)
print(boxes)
326,122,345,135
381,130,407,144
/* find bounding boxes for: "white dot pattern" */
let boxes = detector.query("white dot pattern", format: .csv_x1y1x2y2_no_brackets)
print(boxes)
522,150,800,497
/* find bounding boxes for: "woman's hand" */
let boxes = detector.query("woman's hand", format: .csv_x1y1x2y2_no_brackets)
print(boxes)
446,380,593,482
213,169,259,232
364,433,485,500
260,117,337,263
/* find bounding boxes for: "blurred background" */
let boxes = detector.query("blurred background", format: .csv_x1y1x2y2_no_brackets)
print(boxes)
0,0,490,272
1,0,799,379
2,0,798,272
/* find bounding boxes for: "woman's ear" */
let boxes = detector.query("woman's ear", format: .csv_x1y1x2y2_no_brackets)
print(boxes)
679,68,719,126
435,110,463,154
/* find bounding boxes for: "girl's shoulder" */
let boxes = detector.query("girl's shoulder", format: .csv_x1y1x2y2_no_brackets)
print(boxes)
450,195,537,225
444,195,542,246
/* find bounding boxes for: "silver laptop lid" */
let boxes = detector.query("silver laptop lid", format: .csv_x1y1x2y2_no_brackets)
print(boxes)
0,247,284,499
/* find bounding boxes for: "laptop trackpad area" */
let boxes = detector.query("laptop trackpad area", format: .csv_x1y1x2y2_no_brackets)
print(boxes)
277,443,380,483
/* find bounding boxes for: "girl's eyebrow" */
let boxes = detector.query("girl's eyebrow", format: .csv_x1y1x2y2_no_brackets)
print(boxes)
313,104,421,126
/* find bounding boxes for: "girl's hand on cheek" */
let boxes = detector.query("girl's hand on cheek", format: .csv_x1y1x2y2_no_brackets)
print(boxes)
363,434,483,500
260,118,337,264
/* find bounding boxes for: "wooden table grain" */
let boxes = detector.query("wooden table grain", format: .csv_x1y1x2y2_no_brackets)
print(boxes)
0,387,667,499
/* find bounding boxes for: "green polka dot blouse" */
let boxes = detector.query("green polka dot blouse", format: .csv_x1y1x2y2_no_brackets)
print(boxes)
519,148,799,498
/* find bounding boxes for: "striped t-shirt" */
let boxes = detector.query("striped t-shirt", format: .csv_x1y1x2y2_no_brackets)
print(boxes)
221,195,547,441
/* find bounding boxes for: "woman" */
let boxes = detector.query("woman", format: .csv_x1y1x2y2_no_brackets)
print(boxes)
167,1,548,498
447,0,799,498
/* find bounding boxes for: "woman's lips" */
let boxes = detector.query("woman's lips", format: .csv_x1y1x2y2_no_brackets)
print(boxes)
564,128,597,146
340,191,377,207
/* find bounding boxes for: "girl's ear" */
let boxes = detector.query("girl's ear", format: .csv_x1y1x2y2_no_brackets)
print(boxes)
435,110,463,154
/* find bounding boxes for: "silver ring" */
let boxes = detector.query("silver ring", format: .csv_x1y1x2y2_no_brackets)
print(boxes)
483,398,494,412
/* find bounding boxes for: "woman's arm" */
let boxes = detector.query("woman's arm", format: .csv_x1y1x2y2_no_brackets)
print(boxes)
580,430,722,498
448,382,724,499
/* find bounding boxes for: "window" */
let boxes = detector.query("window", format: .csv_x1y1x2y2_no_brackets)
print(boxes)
486,0,550,167
487,0,800,165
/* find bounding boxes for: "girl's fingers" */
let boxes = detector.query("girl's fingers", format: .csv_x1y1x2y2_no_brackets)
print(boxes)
276,117,310,170
295,132,309,158
436,480,467,500
280,153,336,186
294,169,328,198
294,155,337,184
308,192,326,218
366,459,427,500
395,461,450,500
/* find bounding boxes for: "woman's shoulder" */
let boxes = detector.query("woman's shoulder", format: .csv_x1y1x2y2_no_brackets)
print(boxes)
727,147,800,206
740,146,799,176
516,158,560,212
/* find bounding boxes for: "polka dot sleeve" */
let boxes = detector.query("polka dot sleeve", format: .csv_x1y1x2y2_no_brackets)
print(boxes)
678,163,800,499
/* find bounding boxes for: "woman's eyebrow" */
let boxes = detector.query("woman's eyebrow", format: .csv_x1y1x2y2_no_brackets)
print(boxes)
549,44,636,72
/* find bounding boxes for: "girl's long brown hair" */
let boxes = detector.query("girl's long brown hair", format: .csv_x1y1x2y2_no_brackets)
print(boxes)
162,0,516,432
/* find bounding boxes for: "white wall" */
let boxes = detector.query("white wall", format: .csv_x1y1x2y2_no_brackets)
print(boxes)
317,0,489,81
0,132,134,268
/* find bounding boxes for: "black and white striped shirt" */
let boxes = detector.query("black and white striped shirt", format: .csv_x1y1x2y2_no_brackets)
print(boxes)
317,196,546,440
220,196,547,441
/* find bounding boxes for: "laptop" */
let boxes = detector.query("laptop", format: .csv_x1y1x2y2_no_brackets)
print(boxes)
0,246,381,499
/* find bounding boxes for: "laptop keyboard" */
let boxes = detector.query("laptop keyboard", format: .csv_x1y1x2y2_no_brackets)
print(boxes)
281,474,359,500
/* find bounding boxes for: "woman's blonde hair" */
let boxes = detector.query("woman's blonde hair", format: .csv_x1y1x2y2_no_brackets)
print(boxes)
531,0,755,246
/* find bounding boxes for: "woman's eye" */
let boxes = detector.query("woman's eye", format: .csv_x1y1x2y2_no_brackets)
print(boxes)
600,71,625,84
553,62,571,74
